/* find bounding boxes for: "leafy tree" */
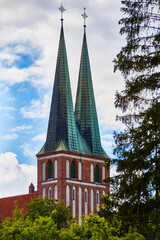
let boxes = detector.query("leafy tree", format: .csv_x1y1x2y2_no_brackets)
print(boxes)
51,200,73,230
24,197,57,219
98,193,115,222
0,211,60,240
108,0,160,239
60,214,145,240
24,197,72,229
0,202,145,240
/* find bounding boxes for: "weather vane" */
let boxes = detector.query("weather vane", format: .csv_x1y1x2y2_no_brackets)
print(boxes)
81,7,88,27
59,3,65,21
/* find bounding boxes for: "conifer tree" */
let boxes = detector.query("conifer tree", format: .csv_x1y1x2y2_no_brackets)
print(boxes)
110,0,160,238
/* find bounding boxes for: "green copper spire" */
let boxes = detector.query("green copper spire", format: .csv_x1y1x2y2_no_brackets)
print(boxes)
38,5,91,156
75,9,108,158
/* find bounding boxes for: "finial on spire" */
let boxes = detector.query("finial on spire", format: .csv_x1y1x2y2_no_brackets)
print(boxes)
59,3,65,22
81,7,88,29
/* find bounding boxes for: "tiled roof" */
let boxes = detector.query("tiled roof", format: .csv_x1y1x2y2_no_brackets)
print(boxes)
75,29,109,158
38,23,91,156
0,192,38,221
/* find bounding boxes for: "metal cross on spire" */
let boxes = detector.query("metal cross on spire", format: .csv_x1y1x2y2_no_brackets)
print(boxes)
59,3,65,21
81,7,88,28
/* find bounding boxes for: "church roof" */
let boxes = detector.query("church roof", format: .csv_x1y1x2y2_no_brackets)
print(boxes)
38,7,109,159
75,26,108,158
38,20,91,156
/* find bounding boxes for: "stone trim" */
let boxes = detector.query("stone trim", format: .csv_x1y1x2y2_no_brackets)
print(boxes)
38,153,105,163
42,180,58,185
66,180,106,188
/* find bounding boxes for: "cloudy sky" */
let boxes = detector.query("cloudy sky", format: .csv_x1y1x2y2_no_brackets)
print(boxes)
0,0,125,197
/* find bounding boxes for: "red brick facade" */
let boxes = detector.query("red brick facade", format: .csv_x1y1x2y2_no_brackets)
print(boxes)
0,191,38,221
0,150,109,222
37,150,109,221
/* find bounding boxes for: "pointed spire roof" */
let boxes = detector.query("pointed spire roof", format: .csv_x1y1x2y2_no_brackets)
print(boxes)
38,5,91,156
75,9,108,158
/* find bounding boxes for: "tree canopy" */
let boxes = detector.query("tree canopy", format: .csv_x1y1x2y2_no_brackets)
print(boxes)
24,197,72,230
0,199,145,240
105,0,160,239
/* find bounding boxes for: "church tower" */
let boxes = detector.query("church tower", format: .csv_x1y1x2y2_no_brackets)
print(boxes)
37,5,110,222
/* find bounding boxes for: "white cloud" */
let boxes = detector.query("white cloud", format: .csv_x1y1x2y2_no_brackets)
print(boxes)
20,143,39,158
0,0,125,136
11,124,32,132
102,140,114,148
0,106,16,111
102,134,113,140
0,152,36,198
0,133,18,140
0,84,15,104
32,133,46,141
110,165,118,178
0,0,125,197
20,94,50,119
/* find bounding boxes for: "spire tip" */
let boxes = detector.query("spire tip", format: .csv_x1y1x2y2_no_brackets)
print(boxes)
59,3,65,23
81,7,88,31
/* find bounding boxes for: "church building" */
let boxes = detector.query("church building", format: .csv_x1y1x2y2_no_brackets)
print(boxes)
0,5,110,222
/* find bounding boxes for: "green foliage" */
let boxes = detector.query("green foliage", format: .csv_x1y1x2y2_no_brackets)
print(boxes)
12,201,24,222
24,197,72,229
24,197,57,220
108,0,160,239
0,201,145,240
98,193,115,221
0,215,60,240
51,200,73,230
60,214,145,240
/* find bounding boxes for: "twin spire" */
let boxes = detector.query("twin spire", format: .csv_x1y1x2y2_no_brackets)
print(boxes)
38,5,108,158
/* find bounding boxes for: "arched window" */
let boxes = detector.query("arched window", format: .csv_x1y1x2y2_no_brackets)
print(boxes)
97,190,100,205
42,162,45,181
48,186,52,198
54,185,58,199
90,164,94,182
91,189,94,213
54,160,57,178
42,187,45,198
78,162,82,180
66,185,70,206
79,187,82,223
85,188,88,215
48,161,53,179
71,161,76,178
95,165,99,182
102,166,105,182
72,186,76,217
73,188,76,200
66,160,69,178
85,188,88,203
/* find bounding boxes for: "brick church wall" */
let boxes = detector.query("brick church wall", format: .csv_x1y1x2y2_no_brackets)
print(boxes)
37,150,109,220
0,191,38,221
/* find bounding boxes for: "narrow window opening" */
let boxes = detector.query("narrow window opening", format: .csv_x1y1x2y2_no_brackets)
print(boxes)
48,161,53,179
73,189,75,200
85,191,87,202
97,192,99,204
71,161,76,178
48,189,51,198
95,165,99,182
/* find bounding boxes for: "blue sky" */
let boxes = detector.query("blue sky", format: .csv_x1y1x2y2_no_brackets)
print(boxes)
0,0,125,197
